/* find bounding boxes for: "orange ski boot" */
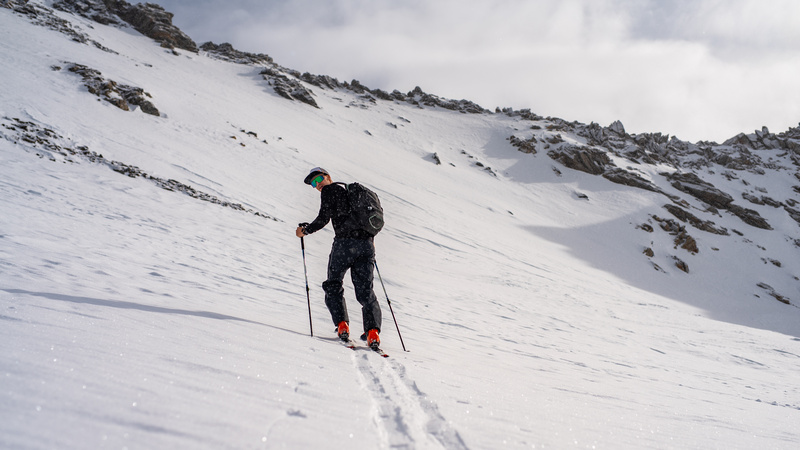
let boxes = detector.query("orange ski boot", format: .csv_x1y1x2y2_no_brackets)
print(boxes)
366,329,380,350
337,321,350,341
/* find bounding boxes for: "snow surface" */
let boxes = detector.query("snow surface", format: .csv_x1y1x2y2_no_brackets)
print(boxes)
2,3,800,449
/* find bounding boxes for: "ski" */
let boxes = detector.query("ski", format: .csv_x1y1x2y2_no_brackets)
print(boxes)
358,332,389,357
370,346,390,358
339,337,357,349
336,337,389,357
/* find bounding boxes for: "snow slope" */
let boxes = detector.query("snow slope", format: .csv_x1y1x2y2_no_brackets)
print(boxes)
2,2,800,449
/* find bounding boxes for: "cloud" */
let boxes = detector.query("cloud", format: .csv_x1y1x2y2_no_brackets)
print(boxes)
157,0,800,142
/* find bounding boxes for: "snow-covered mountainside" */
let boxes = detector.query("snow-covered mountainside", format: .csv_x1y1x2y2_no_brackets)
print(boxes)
2,1,800,448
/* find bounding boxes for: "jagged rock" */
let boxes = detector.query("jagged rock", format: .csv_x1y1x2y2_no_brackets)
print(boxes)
499,108,543,121
52,0,197,52
117,2,197,52
723,132,757,148
762,258,782,267
602,168,662,193
11,0,116,52
724,126,783,151
712,147,764,171
608,120,626,137
543,118,575,132
673,256,689,273
53,0,121,25
2,117,277,220
3,0,28,8
390,90,407,101
743,192,783,208
370,88,394,101
666,173,772,229
663,204,729,235
742,192,765,206
757,283,791,305
260,68,318,108
300,73,341,90
405,86,488,114
548,145,610,175
509,135,538,154
669,172,734,209
200,42,272,65
580,122,607,147
677,233,699,254
651,214,699,254
65,63,160,116
343,79,367,94
653,215,683,234
643,247,655,257
727,204,772,230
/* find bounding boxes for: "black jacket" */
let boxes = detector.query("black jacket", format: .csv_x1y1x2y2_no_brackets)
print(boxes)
304,183,372,239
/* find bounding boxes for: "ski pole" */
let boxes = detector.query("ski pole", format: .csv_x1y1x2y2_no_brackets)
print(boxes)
300,235,313,337
374,261,407,352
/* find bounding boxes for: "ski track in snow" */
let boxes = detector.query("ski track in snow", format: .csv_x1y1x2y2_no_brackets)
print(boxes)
353,351,468,449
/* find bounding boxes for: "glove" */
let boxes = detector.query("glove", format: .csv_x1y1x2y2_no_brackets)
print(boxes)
296,222,310,238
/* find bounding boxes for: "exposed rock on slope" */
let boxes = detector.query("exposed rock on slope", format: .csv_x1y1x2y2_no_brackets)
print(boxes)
6,0,116,52
510,116,800,232
1,117,278,220
53,0,198,52
200,42,273,65
62,63,161,116
260,67,319,108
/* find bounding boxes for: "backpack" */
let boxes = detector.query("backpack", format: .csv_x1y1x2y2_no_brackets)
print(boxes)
337,182,384,236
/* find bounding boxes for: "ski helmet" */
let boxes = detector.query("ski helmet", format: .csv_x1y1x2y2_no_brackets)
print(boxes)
304,167,330,185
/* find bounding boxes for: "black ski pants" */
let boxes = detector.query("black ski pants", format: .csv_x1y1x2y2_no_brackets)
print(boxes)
322,237,382,333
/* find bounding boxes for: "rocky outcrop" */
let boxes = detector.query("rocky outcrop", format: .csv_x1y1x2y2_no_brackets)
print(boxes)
547,145,610,175
260,68,319,108
9,0,116,52
757,283,791,305
669,172,733,209
404,86,488,114
300,73,342,90
64,63,160,116
508,135,538,155
668,172,772,229
499,108,544,121
2,0,28,8
663,204,729,235
53,0,197,52
652,215,700,254
726,204,772,230
602,168,664,194
53,0,121,25
1,117,278,221
509,117,799,231
117,2,197,52
200,42,273,65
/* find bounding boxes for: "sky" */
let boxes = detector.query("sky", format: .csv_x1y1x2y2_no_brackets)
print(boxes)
153,0,800,143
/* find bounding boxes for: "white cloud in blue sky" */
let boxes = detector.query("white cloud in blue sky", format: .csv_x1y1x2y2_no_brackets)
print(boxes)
155,0,800,142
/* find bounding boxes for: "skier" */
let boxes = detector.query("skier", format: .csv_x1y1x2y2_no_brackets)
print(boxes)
295,167,383,349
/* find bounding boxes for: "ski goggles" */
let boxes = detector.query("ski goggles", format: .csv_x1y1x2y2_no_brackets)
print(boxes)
310,174,325,188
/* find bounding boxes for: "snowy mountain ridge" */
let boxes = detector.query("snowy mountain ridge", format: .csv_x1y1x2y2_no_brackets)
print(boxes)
3,1,800,449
